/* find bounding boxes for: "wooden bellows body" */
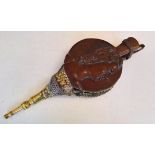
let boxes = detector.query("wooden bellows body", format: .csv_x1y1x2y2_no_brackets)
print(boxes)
4,37,145,118
64,37,144,96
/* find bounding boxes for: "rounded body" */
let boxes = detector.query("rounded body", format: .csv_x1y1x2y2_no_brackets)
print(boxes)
64,39,123,96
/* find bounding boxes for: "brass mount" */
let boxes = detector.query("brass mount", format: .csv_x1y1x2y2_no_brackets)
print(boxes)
4,87,48,119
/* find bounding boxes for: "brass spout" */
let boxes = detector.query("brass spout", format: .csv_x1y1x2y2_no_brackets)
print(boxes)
4,87,49,119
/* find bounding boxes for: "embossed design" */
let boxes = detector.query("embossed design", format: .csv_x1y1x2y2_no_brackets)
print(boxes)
48,67,73,96
94,69,114,81
78,48,119,65
56,69,70,87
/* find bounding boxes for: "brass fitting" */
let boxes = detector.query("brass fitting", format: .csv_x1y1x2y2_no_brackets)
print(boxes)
4,87,48,119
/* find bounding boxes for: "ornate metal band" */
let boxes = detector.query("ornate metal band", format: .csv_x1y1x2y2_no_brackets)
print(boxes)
47,66,73,97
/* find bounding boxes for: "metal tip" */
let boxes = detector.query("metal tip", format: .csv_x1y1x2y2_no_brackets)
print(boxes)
4,111,13,119
4,105,23,119
4,114,9,119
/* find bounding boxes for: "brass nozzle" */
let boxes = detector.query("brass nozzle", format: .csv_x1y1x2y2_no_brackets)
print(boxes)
4,104,23,119
4,88,48,119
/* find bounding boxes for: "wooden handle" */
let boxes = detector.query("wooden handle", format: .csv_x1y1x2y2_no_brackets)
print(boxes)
116,37,145,60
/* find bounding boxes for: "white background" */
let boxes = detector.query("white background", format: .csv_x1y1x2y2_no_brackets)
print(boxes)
0,31,154,124
0,0,155,155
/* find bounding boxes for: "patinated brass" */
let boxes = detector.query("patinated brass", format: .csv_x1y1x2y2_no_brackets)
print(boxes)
4,87,48,119
56,70,70,86
4,67,72,119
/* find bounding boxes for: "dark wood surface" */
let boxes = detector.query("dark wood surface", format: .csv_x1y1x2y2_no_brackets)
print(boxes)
64,37,144,92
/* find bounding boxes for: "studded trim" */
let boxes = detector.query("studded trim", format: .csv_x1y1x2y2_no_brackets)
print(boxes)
47,66,73,96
